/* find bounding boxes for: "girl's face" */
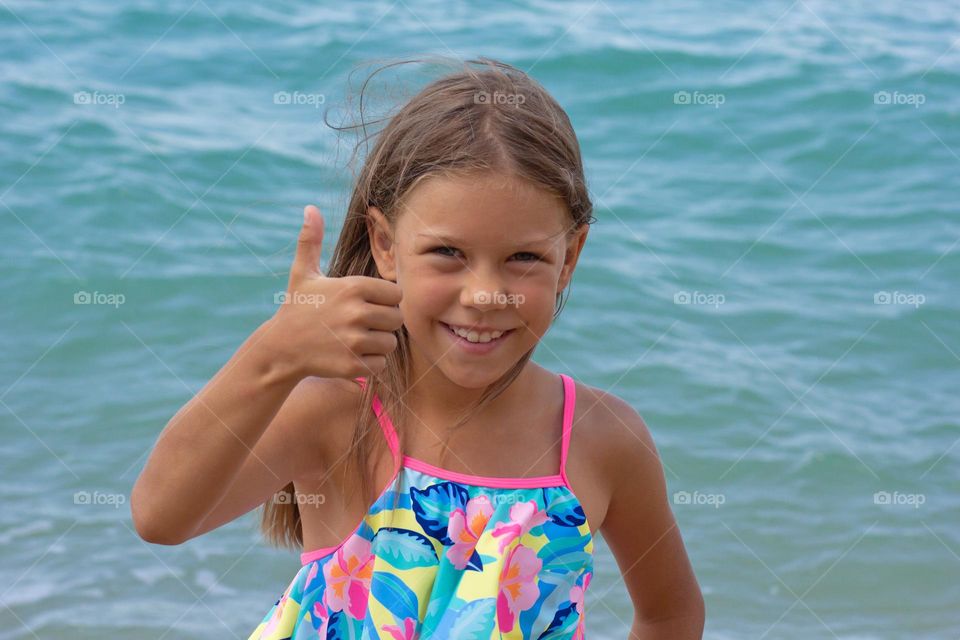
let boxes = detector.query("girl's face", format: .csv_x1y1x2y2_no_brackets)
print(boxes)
369,171,588,389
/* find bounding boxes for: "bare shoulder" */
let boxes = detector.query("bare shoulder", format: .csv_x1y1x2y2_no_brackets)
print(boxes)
584,383,658,464
572,381,659,469
568,381,662,524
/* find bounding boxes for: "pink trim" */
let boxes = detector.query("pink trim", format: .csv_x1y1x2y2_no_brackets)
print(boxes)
300,544,341,565
559,373,576,491
403,455,566,488
354,376,402,468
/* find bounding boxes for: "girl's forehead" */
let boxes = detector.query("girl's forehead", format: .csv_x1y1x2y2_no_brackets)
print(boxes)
395,172,569,242
405,171,553,204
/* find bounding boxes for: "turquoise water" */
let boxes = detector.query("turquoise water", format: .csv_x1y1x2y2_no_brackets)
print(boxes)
2,1,958,638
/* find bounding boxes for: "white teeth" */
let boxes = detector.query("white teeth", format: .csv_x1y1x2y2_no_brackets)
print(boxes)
448,324,505,343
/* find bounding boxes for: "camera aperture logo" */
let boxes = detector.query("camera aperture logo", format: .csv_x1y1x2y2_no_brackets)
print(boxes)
273,491,326,506
274,91,326,108
873,91,925,109
474,91,526,106
275,290,326,308
874,290,924,308
74,490,126,509
473,290,525,307
74,290,125,308
673,490,725,509
674,290,724,308
873,491,924,509
74,91,125,109
674,90,725,108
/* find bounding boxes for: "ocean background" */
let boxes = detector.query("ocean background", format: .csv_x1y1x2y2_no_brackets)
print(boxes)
1,1,958,637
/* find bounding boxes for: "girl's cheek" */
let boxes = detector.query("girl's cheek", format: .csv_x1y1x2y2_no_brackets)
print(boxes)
514,286,554,311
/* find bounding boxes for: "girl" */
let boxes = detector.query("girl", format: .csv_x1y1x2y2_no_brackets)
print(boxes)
131,58,704,639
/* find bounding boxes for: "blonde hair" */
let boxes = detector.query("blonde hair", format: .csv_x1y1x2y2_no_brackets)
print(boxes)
260,56,595,549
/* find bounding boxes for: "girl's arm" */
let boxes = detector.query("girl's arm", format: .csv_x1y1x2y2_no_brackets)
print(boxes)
130,318,303,544
130,205,404,545
596,392,705,638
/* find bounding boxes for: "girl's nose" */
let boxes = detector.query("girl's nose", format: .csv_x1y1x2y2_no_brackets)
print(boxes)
463,288,509,309
460,270,509,310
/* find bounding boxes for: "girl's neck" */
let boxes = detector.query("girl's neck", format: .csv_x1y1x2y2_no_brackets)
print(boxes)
402,361,549,433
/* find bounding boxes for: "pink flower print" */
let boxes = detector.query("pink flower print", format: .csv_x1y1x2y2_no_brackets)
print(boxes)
496,543,542,632
381,617,419,639
491,500,551,554
321,534,374,620
569,571,592,640
568,570,591,611
312,601,330,637
446,495,494,570
303,562,320,591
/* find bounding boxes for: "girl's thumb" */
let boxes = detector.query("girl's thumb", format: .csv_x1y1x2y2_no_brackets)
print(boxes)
291,205,325,281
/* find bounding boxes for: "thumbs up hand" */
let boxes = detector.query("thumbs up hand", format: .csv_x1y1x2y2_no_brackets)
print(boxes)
270,205,404,380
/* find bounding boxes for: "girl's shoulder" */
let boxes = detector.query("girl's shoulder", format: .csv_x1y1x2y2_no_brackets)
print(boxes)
530,366,650,452
566,378,657,487
553,376,657,534
570,380,649,438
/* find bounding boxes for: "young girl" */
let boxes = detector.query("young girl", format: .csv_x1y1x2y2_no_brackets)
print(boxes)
131,58,704,639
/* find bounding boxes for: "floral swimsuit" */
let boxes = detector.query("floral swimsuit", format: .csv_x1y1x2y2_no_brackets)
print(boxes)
248,373,595,639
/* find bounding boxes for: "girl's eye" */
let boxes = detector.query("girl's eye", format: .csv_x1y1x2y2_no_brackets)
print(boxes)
431,246,462,258
429,246,541,262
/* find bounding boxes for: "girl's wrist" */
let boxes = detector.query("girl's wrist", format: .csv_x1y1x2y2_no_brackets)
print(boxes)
247,317,305,390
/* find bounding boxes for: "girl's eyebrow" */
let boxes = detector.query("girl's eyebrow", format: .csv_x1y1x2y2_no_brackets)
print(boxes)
416,232,555,246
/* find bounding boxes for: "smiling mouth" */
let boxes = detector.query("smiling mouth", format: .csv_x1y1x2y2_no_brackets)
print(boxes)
441,322,515,345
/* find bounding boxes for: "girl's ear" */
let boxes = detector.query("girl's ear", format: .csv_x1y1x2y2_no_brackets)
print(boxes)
558,223,589,293
367,206,398,282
